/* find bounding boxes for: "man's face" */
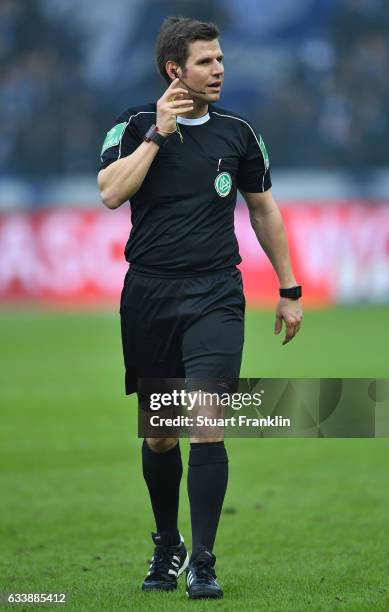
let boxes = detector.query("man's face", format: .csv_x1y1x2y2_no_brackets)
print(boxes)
181,38,224,102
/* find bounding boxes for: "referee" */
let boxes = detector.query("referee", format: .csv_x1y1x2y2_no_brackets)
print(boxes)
98,16,302,600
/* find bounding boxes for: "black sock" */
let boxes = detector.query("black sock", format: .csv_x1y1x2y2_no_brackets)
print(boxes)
187,441,228,555
142,440,182,542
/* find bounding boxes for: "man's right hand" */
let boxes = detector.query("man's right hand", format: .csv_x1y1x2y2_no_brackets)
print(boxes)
156,78,194,135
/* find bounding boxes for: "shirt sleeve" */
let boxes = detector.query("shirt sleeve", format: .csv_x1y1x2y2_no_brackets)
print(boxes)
99,111,142,171
237,123,272,193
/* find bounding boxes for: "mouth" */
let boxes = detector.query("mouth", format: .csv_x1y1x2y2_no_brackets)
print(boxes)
207,81,222,91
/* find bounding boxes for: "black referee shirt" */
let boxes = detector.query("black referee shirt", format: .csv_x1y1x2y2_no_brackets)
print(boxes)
99,103,271,276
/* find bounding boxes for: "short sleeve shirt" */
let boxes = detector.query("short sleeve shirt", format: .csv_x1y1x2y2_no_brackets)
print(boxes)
99,103,271,275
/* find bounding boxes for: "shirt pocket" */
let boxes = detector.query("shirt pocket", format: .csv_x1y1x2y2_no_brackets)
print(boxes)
208,155,239,175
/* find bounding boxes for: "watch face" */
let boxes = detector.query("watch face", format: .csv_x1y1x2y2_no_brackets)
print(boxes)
144,125,156,141
144,124,166,146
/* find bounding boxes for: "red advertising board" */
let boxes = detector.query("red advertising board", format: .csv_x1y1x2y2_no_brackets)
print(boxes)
0,202,388,307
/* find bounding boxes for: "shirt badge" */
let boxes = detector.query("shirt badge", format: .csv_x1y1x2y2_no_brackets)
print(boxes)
101,122,127,155
214,172,232,197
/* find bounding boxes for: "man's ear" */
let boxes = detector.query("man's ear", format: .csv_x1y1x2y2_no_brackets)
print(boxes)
166,61,180,81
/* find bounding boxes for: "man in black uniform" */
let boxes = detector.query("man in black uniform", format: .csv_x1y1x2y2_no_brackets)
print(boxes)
98,17,302,600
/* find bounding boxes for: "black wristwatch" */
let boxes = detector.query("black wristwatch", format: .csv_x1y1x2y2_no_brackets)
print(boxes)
144,124,168,147
279,285,302,300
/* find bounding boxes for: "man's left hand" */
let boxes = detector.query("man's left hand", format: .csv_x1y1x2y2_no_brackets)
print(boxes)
274,298,303,345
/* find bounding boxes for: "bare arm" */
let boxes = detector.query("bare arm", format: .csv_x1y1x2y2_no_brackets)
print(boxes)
97,78,194,209
242,188,296,287
241,188,303,344
97,141,160,209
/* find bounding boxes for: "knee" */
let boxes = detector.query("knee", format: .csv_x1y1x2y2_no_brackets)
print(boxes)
190,433,224,443
145,437,178,453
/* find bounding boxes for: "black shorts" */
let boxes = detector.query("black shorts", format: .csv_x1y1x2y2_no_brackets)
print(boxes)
120,266,245,396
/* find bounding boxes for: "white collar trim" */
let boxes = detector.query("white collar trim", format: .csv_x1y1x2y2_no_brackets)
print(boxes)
177,112,210,125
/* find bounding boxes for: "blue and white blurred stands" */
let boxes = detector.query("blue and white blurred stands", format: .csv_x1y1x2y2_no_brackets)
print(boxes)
1,0,388,196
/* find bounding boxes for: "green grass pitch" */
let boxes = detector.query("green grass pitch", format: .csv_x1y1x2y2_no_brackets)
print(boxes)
1,307,389,611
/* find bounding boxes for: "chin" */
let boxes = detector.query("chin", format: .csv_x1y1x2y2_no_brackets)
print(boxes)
204,92,221,103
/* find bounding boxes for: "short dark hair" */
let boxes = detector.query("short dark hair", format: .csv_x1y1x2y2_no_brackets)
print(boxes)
155,17,220,84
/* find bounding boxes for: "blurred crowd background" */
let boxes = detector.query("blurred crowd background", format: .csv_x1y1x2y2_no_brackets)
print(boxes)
1,0,389,180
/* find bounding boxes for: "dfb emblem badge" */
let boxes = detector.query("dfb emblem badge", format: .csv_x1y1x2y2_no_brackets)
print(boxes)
214,172,232,197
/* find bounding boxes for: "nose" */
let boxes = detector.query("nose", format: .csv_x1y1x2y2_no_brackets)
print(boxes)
212,59,224,76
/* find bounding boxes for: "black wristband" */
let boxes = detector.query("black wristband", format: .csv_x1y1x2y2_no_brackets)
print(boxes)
144,124,168,147
279,285,302,300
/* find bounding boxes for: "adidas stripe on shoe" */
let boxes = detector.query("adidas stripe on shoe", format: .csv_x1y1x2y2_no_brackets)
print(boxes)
186,546,223,599
142,531,189,592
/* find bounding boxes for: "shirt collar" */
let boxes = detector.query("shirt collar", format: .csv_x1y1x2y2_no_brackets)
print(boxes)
176,112,210,126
